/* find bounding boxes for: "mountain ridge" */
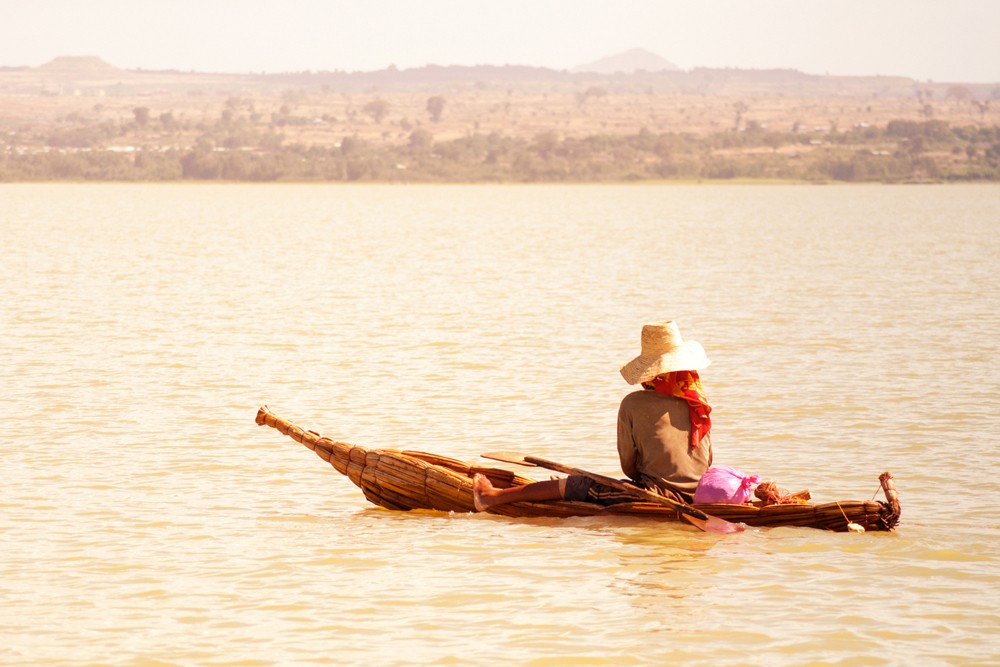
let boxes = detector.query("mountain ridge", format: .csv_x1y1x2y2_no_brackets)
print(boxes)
573,48,680,74
2,54,995,100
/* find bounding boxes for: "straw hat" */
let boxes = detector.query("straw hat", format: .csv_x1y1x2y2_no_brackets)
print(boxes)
620,320,711,384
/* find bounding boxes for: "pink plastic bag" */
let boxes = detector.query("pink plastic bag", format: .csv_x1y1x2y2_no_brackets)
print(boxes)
693,466,761,504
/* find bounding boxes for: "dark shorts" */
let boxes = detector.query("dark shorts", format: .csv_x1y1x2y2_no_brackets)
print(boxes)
564,475,640,506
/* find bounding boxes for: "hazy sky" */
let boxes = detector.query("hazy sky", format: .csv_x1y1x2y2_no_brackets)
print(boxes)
3,0,998,82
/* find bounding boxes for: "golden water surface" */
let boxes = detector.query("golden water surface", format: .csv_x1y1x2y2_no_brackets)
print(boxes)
2,183,998,666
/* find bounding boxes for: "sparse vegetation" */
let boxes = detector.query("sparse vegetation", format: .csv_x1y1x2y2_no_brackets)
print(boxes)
2,62,998,182
426,96,446,123
362,98,390,124
3,119,998,182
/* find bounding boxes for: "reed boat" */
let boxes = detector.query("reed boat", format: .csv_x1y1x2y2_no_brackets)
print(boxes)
255,405,901,532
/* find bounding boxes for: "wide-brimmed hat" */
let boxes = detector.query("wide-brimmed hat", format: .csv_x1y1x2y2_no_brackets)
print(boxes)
620,320,711,385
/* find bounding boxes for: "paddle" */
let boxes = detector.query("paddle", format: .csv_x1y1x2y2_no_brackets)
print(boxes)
481,451,745,534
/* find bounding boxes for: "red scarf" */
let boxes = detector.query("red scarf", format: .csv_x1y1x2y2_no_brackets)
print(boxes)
651,370,712,449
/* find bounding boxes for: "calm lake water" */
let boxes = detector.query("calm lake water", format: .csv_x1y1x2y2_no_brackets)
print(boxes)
2,183,998,666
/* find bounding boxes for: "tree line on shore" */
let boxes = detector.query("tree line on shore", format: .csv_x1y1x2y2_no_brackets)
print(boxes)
2,118,999,183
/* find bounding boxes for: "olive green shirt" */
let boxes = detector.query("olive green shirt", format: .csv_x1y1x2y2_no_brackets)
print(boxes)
617,389,713,503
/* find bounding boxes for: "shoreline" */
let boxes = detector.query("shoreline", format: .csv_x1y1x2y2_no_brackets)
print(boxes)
1,177,996,186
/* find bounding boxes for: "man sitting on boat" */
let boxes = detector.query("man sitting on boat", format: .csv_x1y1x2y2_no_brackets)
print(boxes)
474,320,714,511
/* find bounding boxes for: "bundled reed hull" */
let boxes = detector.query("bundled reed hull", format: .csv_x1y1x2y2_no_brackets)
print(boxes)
255,405,901,532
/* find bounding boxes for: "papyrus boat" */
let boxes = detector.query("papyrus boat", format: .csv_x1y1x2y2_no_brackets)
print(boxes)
256,405,901,532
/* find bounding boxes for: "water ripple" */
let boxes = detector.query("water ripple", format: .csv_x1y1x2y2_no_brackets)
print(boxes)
2,184,998,665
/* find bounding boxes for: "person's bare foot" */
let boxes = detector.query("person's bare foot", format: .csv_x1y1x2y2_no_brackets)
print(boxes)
472,473,497,512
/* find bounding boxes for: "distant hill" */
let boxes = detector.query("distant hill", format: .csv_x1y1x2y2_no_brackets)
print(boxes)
573,49,680,74
37,56,122,76
4,54,993,100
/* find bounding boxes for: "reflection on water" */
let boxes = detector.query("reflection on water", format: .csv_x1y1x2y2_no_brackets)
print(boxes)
2,183,999,665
